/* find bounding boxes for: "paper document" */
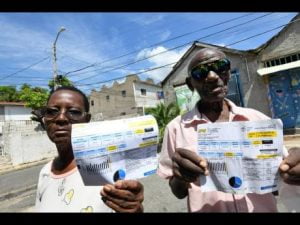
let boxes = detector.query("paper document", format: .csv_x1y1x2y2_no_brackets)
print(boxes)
197,119,283,194
71,115,158,186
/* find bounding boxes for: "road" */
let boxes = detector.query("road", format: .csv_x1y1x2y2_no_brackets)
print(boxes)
1,163,299,212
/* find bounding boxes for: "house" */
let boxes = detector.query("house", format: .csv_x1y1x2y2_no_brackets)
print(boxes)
161,13,300,132
255,14,300,131
0,102,32,121
89,74,164,120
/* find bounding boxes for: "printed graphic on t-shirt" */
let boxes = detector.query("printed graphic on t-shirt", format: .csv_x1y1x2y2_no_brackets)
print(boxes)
58,178,66,196
80,206,93,212
63,189,74,205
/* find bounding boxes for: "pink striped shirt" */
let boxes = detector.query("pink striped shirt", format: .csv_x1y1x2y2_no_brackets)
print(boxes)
157,99,284,212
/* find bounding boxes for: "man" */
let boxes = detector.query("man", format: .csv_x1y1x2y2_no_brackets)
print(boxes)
35,86,143,212
157,47,300,212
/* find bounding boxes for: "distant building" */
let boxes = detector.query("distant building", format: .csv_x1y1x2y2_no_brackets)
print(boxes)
89,74,164,120
0,102,32,121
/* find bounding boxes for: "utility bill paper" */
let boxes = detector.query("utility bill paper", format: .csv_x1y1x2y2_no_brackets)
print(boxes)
71,115,158,186
197,119,283,194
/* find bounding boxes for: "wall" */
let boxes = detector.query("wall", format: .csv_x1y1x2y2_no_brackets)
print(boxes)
162,45,271,116
258,17,300,62
0,106,4,121
3,120,56,166
4,105,32,121
90,76,137,120
133,82,163,108
90,75,163,120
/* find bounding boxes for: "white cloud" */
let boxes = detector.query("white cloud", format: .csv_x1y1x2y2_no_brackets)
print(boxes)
159,30,171,41
129,14,165,26
136,45,190,82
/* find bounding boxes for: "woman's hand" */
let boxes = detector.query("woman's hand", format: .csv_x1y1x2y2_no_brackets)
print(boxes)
100,180,144,212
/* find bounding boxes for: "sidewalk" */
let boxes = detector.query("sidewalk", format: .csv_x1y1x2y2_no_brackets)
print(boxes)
0,158,52,175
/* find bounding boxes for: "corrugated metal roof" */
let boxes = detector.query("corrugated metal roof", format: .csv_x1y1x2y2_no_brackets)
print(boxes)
0,101,26,106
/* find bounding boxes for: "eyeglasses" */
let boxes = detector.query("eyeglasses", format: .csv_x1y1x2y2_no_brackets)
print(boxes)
190,58,230,80
43,107,87,121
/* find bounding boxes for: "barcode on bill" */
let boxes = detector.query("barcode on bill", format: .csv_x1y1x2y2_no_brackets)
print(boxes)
208,161,227,172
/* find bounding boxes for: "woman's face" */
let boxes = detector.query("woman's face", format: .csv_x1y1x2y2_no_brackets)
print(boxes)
43,90,89,145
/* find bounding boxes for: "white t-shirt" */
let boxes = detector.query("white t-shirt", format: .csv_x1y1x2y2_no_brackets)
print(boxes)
35,161,113,212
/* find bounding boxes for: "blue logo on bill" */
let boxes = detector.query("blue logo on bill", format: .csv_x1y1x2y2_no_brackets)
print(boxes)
113,169,126,182
229,176,242,188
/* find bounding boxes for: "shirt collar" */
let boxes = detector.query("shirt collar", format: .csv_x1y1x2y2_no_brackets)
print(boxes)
181,98,249,124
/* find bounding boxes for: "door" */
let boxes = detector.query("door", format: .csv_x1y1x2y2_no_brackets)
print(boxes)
268,68,300,129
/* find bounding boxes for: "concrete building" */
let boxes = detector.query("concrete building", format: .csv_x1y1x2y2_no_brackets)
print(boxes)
0,102,32,121
256,14,300,131
89,74,164,120
161,13,300,132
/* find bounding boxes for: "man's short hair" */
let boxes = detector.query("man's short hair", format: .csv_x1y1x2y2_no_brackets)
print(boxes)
48,86,90,112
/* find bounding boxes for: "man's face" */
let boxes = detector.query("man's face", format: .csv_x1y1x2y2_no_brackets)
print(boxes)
43,90,89,145
188,49,230,103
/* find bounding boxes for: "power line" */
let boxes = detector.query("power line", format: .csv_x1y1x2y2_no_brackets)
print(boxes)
76,62,176,86
72,13,273,83
78,17,300,92
0,56,50,81
64,13,255,77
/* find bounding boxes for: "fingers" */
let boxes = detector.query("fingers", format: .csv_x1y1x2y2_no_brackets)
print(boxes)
284,147,300,168
173,152,206,174
172,149,209,183
102,195,143,213
177,148,207,166
101,184,143,202
100,181,144,213
114,180,144,193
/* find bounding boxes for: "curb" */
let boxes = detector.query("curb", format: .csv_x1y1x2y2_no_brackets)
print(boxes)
0,184,37,202
0,158,52,175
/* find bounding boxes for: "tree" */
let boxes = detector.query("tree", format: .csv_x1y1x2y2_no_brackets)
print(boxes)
19,84,49,124
145,102,180,151
48,75,73,91
0,86,20,102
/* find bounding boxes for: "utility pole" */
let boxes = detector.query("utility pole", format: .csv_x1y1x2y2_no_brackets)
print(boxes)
52,27,66,90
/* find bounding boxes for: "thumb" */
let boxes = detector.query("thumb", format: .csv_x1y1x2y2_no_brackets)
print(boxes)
279,159,290,172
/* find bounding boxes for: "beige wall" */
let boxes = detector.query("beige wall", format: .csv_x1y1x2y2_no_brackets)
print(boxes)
90,75,163,120
258,17,300,62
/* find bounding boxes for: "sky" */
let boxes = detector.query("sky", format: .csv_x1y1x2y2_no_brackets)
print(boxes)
0,12,298,94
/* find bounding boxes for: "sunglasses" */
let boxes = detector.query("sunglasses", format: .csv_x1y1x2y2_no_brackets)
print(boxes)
190,58,231,80
43,107,87,122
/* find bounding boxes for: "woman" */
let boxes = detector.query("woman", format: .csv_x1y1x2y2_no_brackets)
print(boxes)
35,86,144,212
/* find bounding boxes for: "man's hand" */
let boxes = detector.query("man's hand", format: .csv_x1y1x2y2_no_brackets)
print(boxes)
100,180,144,213
279,147,300,185
172,148,209,183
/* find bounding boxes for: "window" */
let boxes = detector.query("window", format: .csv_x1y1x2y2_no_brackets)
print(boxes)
121,90,126,97
266,61,271,67
141,89,147,96
120,112,126,116
271,60,275,66
275,59,280,65
280,58,286,64
291,54,297,62
286,56,291,63
106,95,110,101
91,100,94,106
